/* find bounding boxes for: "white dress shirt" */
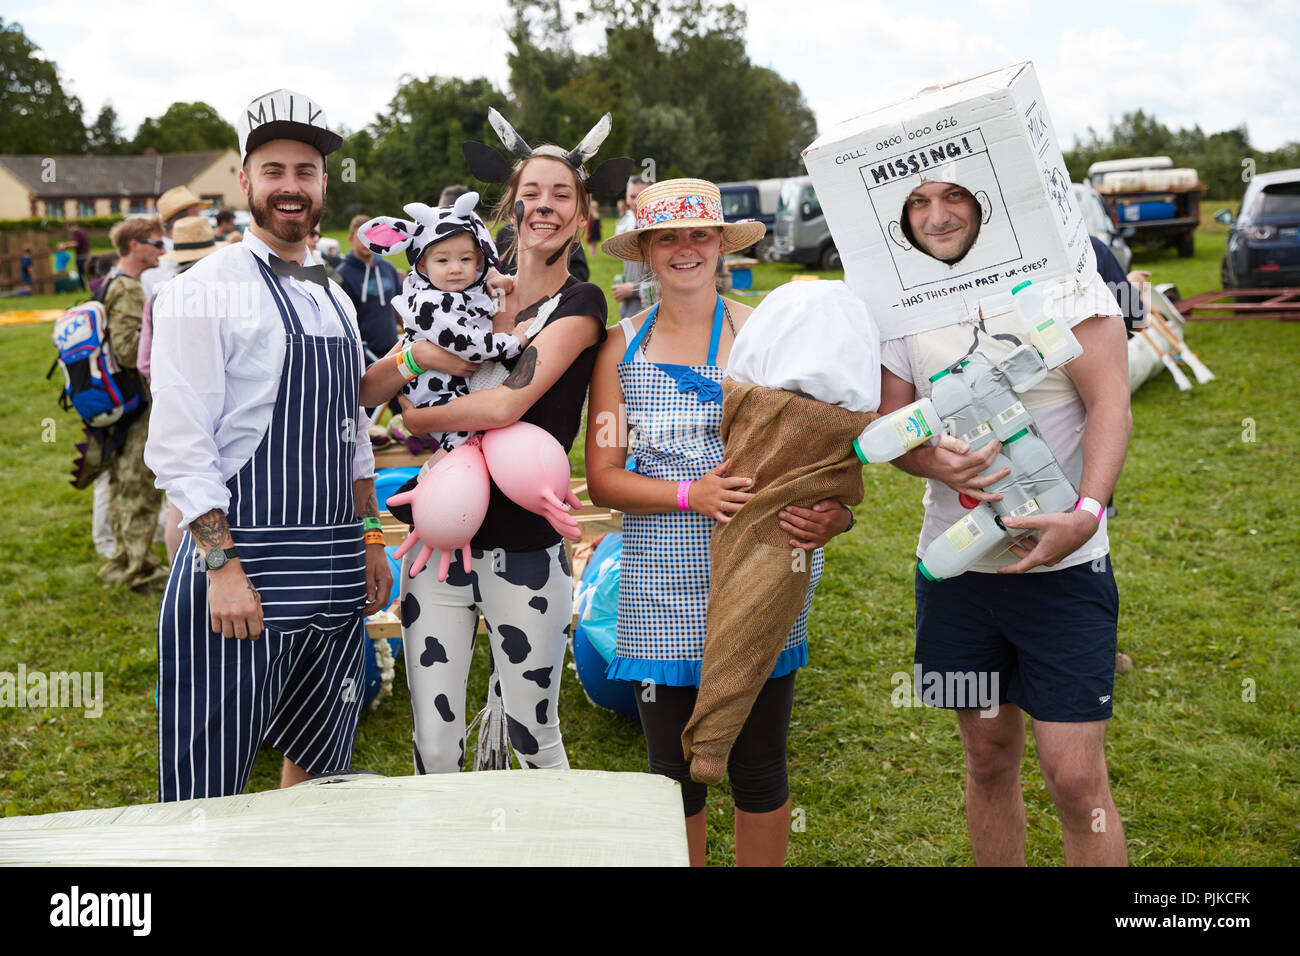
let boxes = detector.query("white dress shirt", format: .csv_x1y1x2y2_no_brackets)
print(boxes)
145,230,374,530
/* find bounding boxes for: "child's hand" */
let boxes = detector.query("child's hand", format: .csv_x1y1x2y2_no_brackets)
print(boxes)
486,268,515,304
411,341,479,378
688,458,753,524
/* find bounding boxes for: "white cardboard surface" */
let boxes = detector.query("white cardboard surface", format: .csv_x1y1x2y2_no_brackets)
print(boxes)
804,62,1097,341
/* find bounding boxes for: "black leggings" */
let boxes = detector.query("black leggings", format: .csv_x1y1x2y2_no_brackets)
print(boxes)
635,672,796,816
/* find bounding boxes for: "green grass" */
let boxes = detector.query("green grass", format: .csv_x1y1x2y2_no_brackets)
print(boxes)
1,223,1296,865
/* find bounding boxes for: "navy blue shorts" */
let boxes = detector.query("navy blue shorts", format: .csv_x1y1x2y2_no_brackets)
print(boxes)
914,556,1119,722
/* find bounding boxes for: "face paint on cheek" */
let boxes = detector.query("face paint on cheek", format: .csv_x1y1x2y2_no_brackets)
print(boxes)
514,201,525,228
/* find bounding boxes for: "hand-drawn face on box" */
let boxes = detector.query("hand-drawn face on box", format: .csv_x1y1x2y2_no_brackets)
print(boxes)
858,128,1023,290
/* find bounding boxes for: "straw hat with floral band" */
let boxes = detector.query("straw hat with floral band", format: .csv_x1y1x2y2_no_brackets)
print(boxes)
602,178,766,263
161,215,219,264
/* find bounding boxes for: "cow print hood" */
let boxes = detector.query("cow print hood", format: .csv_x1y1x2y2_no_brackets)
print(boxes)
356,190,499,289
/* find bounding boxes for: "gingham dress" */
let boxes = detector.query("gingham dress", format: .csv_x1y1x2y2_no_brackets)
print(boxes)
607,298,823,687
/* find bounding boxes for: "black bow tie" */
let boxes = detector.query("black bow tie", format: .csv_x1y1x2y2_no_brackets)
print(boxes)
268,254,328,289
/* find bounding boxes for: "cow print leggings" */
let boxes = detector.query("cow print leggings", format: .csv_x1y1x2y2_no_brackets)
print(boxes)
400,543,572,773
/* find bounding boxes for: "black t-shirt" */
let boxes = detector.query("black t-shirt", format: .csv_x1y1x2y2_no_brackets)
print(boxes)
472,276,607,551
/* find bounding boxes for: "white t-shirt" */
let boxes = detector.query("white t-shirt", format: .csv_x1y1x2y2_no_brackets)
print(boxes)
880,274,1119,573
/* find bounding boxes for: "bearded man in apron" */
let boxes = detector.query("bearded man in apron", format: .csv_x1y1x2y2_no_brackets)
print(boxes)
146,90,393,801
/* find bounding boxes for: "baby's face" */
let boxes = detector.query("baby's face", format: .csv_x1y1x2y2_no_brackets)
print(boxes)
418,233,483,292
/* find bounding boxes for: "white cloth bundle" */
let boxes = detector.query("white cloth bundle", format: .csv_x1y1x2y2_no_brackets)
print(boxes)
725,280,882,413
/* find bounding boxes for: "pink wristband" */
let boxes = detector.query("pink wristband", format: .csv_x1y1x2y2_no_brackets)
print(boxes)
677,480,693,512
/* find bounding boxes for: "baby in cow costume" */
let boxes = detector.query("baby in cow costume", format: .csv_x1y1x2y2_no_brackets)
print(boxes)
357,192,521,451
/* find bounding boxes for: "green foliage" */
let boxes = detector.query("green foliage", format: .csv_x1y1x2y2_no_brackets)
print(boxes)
0,18,88,154
1065,110,1300,200
324,79,514,229
0,215,124,233
132,101,237,154
86,104,126,155
505,0,817,181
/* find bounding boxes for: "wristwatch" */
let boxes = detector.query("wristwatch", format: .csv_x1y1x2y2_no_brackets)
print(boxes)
203,547,239,571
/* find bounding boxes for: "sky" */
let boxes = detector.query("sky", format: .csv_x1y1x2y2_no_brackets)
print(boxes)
4,0,1298,152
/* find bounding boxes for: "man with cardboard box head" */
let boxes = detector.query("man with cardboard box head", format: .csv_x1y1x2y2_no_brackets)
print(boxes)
805,62,1131,866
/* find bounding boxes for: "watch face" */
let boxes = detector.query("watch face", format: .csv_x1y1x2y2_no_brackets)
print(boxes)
205,549,229,570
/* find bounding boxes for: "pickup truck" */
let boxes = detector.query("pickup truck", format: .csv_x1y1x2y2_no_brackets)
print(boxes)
1087,156,1205,258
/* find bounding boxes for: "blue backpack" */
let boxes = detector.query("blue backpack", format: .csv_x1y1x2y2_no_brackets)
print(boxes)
47,274,146,427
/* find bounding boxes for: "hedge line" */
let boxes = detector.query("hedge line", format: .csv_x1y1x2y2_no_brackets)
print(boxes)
0,216,126,233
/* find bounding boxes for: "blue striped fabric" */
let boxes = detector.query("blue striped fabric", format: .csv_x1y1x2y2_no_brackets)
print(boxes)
158,258,367,802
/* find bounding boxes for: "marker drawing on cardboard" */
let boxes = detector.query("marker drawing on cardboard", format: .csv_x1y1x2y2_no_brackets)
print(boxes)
804,62,1098,341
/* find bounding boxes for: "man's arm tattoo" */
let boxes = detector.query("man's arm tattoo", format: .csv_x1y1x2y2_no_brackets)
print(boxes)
246,579,261,604
356,481,380,519
190,510,232,549
503,346,538,390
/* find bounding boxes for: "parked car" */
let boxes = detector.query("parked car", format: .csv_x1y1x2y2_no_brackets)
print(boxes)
718,179,782,259
1072,181,1132,272
769,175,839,271
1220,168,1300,289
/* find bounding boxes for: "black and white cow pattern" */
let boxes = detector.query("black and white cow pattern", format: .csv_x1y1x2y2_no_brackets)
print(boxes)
357,192,521,452
400,543,573,774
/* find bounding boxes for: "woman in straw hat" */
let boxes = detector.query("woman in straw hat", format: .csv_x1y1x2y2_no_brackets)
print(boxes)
586,178,854,866
138,214,222,561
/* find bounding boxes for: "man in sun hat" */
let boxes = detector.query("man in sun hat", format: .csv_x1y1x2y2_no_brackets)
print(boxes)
146,88,391,802
142,186,214,299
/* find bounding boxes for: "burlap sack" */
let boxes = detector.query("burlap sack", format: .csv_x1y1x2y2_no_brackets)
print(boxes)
681,379,878,784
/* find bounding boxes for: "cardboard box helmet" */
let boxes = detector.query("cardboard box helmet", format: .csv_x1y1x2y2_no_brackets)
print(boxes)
803,62,1097,341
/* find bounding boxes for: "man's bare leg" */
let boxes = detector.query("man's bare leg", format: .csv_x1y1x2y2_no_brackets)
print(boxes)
1033,719,1127,866
957,704,1027,866
280,757,311,788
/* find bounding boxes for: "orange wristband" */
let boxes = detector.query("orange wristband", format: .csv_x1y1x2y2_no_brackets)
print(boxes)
364,530,386,546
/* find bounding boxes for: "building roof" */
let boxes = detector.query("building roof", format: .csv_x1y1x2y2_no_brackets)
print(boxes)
0,151,230,198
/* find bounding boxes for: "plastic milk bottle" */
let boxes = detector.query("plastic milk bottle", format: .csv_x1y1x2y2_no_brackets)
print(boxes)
929,365,995,453
917,504,1011,581
1011,280,1083,369
853,397,940,464
966,353,1037,440
1000,429,1078,514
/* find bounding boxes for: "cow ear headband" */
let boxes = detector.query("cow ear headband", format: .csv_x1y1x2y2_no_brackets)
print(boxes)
461,107,636,198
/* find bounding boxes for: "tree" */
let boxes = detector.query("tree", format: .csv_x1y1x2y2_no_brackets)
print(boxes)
504,0,817,182
87,103,125,155
0,17,87,154
132,102,237,153
323,76,513,229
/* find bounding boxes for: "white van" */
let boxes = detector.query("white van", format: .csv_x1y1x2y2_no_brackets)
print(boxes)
769,176,839,270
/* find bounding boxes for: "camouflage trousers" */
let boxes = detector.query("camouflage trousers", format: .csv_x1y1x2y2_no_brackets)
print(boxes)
98,406,166,590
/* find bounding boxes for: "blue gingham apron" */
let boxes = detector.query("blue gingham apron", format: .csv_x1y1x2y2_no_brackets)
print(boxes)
608,298,821,687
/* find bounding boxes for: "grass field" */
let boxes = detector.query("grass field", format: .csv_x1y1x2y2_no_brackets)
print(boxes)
1,216,1296,866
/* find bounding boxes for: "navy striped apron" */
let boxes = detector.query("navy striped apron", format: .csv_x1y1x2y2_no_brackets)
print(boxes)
158,254,367,802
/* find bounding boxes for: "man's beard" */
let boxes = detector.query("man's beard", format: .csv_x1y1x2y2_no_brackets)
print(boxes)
248,184,324,245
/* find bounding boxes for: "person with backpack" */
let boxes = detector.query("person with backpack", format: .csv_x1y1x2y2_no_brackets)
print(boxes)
98,216,169,592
